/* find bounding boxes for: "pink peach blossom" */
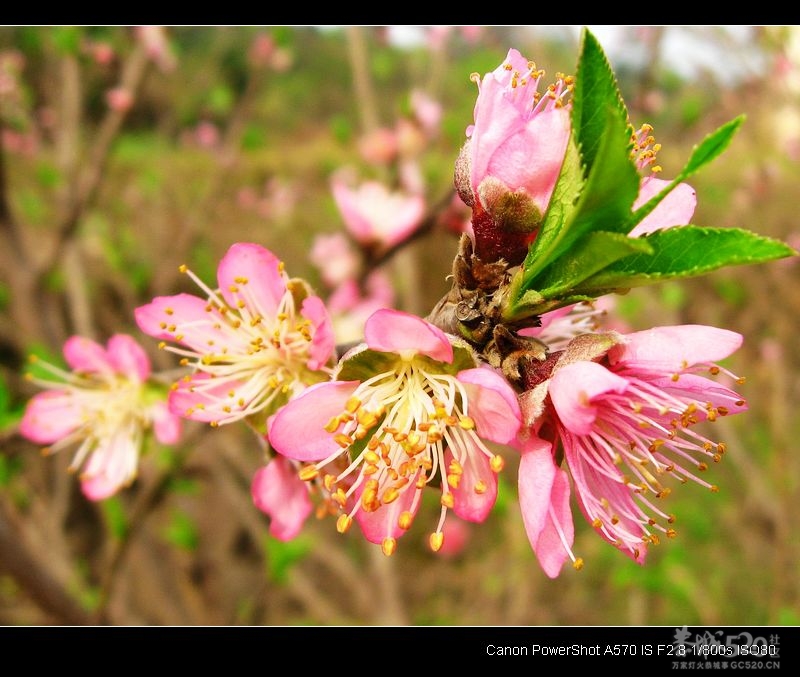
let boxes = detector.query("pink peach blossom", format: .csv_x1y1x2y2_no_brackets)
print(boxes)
19,334,182,500
518,324,747,576
460,48,572,224
135,243,335,431
331,177,425,250
269,309,521,556
251,456,314,541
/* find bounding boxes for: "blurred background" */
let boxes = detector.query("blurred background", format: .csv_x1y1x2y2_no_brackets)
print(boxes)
0,25,797,626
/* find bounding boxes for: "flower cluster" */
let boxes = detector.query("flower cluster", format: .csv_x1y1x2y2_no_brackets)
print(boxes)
17,34,795,581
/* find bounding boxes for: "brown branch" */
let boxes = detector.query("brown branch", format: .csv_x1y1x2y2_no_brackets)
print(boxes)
0,499,92,625
0,120,25,259
91,432,199,624
150,56,271,294
39,40,151,279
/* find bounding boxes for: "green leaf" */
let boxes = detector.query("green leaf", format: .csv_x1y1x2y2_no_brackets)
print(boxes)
263,534,312,585
627,116,744,231
100,496,129,540
571,28,631,174
531,231,653,299
573,226,799,294
162,510,199,552
518,28,639,295
521,135,582,282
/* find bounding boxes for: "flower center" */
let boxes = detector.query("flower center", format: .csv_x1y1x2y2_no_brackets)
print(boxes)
298,360,504,555
570,368,745,561
26,361,147,468
631,123,663,175
163,264,325,426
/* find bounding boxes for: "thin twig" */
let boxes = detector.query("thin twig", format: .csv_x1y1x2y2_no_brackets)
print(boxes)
0,497,93,625
39,40,151,278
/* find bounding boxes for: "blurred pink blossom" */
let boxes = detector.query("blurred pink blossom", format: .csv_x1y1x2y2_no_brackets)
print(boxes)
310,232,361,288
19,335,182,500
105,87,134,113
135,25,176,72
331,176,425,250
357,126,399,166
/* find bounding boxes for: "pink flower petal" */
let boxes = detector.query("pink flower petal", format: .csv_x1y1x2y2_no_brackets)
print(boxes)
135,293,247,355
363,309,453,363
216,243,287,318
355,476,420,545
151,401,183,444
63,336,113,375
482,108,571,214
549,361,629,436
518,436,574,578
630,178,696,237
106,334,151,381
301,295,335,370
80,432,138,500
332,178,374,244
456,367,520,444
251,457,313,541
608,325,743,372
446,448,497,523
81,473,121,501
332,180,424,248
649,373,748,416
19,390,81,444
268,380,360,461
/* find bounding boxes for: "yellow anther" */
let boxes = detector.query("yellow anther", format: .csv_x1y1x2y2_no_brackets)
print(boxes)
334,433,352,448
666,528,678,539
381,538,397,557
458,416,475,430
298,465,319,481
592,518,603,528
398,511,414,530
572,558,584,571
345,396,361,413
441,493,455,509
448,460,463,475
474,480,487,495
164,307,174,315
357,410,377,428
382,487,400,504
429,532,444,552
447,474,461,489
490,455,505,473
336,514,352,534
178,264,188,273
